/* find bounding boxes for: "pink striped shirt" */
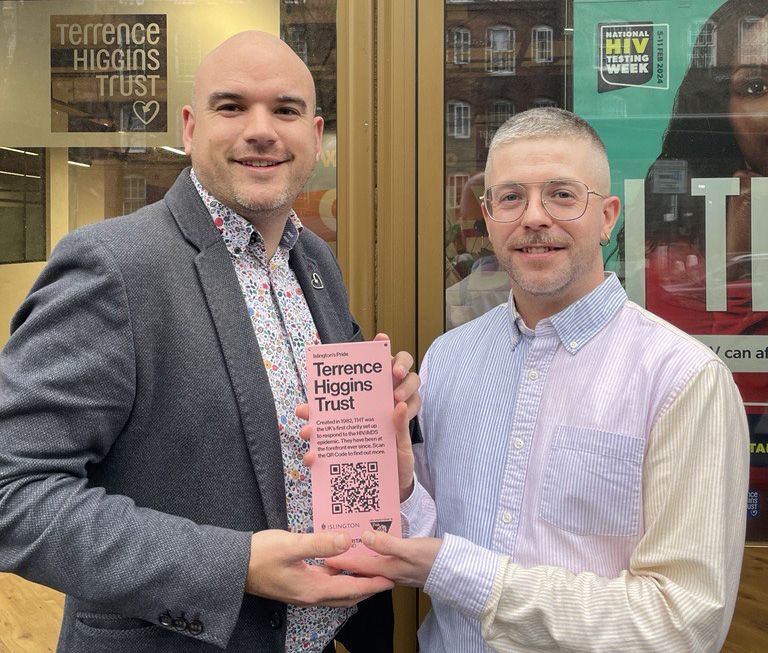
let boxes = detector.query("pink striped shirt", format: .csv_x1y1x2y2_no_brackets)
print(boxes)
403,273,749,652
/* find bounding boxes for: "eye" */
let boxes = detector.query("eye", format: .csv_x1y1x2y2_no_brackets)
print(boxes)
548,188,578,202
215,103,243,113
733,79,768,98
276,106,301,117
553,190,576,199
500,192,523,202
745,80,768,96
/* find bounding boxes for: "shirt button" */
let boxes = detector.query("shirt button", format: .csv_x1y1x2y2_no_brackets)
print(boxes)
569,340,578,349
269,611,283,629
502,512,512,524
514,438,524,450
527,369,539,380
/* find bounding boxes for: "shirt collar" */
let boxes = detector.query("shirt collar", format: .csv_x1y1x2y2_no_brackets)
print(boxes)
190,168,304,258
507,272,627,354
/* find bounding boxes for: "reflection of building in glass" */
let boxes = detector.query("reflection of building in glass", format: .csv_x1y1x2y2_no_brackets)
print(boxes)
122,174,147,214
281,0,336,130
689,19,717,68
448,27,472,64
444,1,570,328
0,147,45,264
445,0,568,186
486,24,516,73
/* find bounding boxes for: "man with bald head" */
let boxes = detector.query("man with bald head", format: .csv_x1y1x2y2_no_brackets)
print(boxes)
329,108,749,652
0,31,416,652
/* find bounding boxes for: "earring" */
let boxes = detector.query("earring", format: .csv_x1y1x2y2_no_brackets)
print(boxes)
599,237,611,247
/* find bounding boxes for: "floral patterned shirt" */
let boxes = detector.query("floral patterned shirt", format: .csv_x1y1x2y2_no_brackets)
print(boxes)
191,170,352,651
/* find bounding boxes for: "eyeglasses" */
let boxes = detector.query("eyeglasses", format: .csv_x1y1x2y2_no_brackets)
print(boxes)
483,180,605,223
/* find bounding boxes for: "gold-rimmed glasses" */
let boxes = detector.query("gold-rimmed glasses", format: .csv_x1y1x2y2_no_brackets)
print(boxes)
483,179,605,222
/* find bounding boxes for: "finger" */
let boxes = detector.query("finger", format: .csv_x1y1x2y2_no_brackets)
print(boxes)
393,401,410,438
394,370,420,404
373,333,391,343
312,568,394,593
289,532,352,561
391,350,414,381
324,555,394,577
295,403,309,421
303,449,317,467
404,387,421,421
360,530,403,557
316,576,395,608
299,423,313,442
295,570,394,607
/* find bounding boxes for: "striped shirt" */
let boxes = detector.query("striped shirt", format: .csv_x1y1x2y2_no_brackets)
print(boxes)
402,273,749,652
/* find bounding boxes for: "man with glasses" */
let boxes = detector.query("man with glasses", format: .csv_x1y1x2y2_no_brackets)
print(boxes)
329,108,749,652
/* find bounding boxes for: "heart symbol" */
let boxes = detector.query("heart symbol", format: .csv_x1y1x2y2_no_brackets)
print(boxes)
133,100,160,125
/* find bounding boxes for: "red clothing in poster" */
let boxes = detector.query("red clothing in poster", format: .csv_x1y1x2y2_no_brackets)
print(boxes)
646,242,768,489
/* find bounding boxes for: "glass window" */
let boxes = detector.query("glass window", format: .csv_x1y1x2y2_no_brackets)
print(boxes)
0,0,338,266
285,24,309,63
532,25,554,62
690,20,717,68
448,27,471,65
447,100,471,139
445,1,567,327
446,173,470,212
740,16,767,65
486,25,515,74
122,174,147,215
484,99,514,147
0,147,45,264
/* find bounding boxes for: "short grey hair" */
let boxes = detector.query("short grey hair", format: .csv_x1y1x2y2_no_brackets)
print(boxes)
486,108,611,192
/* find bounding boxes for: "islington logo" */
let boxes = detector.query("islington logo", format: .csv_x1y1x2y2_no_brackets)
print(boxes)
598,22,668,92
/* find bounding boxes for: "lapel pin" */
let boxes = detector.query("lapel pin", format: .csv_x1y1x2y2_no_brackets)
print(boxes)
311,272,324,289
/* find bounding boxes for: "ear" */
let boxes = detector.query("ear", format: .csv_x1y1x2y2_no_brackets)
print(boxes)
601,195,621,240
181,105,195,155
481,194,494,233
313,116,324,163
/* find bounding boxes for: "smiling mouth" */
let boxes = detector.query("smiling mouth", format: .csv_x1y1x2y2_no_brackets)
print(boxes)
237,159,288,168
518,246,563,253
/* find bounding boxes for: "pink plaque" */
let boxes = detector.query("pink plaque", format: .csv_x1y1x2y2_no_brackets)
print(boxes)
306,340,402,556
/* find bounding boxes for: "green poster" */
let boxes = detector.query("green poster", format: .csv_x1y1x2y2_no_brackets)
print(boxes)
574,0,724,215
574,0,768,540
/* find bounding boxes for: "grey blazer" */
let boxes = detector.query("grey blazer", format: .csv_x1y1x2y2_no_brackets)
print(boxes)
0,170,364,651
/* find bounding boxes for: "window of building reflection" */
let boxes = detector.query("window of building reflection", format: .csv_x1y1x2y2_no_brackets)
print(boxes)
0,147,45,264
690,19,717,68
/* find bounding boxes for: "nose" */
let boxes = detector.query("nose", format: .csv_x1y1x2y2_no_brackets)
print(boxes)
241,106,278,145
519,190,553,230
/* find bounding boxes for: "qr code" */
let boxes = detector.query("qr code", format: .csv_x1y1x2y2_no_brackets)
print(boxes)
330,462,380,514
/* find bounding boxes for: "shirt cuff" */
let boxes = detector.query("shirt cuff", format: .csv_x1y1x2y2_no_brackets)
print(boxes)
400,475,436,538
424,533,500,622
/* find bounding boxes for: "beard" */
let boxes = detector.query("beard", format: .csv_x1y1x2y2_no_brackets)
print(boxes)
497,234,597,298
233,186,296,215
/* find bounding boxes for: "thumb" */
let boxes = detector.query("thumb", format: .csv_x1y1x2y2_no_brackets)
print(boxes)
360,530,400,556
291,531,352,560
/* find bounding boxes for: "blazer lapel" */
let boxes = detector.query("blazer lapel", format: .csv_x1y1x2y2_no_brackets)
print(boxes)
291,240,344,344
166,170,289,530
